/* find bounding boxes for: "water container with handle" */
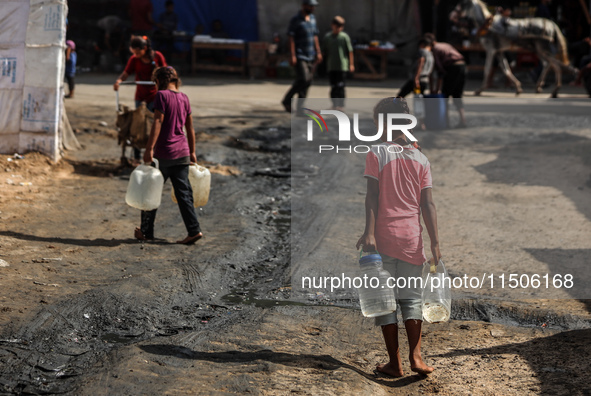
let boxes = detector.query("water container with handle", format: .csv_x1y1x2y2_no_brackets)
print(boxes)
171,163,211,207
421,258,451,323
125,159,164,210
356,250,397,318
413,87,426,120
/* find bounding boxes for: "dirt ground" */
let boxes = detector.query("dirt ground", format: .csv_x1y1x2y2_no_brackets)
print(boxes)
1,75,591,395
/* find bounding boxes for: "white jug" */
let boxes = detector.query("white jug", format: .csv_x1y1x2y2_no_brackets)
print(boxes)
171,163,211,207
421,258,451,323
125,159,164,210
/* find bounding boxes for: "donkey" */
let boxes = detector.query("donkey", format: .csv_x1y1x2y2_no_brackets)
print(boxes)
452,0,577,97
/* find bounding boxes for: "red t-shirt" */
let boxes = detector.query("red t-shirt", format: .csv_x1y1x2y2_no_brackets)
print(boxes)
364,142,432,265
123,51,166,103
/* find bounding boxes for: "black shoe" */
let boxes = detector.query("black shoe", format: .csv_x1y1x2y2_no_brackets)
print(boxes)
281,100,291,113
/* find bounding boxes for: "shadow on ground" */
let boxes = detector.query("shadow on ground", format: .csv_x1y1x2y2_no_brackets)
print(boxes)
139,345,428,389
0,231,168,247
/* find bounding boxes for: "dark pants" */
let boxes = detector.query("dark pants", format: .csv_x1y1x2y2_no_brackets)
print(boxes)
140,163,201,239
65,74,75,95
397,79,427,98
442,63,466,110
328,71,346,107
282,60,314,112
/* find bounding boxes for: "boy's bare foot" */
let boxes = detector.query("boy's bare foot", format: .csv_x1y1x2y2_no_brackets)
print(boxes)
375,362,404,378
176,232,203,245
410,358,434,375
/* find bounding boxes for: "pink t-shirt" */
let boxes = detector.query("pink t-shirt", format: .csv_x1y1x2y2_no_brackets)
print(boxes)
364,142,432,265
153,90,191,160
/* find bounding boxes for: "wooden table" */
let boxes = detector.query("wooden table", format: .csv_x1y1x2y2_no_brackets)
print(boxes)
353,47,396,80
191,41,247,75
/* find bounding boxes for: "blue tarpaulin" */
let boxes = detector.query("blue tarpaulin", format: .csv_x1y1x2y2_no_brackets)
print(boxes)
152,0,259,41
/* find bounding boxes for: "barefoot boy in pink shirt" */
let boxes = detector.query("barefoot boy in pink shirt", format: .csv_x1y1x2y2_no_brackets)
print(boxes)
357,97,442,377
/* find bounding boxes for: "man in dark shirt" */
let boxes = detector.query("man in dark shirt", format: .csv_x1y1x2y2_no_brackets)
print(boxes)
281,0,323,114
154,0,178,61
425,33,467,128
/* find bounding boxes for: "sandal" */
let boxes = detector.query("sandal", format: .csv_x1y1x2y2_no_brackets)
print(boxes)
176,233,203,245
134,227,153,241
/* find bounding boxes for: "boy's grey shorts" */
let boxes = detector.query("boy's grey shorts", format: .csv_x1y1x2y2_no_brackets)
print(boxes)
374,255,423,327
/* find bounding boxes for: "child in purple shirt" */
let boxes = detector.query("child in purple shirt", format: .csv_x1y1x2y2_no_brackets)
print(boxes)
135,66,202,244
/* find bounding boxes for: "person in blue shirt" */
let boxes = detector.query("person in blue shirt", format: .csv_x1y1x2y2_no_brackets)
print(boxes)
65,40,77,98
281,0,322,114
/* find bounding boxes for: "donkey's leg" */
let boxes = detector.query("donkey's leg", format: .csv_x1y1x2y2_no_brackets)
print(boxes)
497,53,522,95
536,59,551,94
475,51,495,96
549,59,562,98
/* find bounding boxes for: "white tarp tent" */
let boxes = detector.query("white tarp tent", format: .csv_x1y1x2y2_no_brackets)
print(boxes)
0,0,69,162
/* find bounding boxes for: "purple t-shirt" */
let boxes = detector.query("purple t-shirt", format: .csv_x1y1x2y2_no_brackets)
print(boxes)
153,89,192,160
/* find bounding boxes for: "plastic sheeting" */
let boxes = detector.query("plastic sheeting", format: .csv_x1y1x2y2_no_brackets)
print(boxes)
0,48,25,89
0,0,69,161
26,2,66,46
0,90,23,133
0,1,29,46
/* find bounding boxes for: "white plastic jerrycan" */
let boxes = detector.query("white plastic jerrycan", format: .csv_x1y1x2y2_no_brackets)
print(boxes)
125,159,164,210
171,163,211,207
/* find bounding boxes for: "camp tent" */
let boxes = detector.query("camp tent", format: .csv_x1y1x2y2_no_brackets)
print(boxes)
0,0,74,162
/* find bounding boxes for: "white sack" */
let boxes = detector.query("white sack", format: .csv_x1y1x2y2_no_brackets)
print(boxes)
20,86,60,133
26,2,67,46
0,1,30,46
24,46,63,89
0,90,23,133
19,131,57,155
0,48,25,89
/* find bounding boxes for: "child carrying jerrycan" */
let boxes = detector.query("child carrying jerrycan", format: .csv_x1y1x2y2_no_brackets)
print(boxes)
356,97,442,377
132,66,204,245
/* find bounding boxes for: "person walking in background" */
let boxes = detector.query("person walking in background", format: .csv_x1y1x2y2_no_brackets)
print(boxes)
129,0,154,38
322,15,354,110
65,40,76,98
425,33,467,128
357,97,441,377
137,66,203,245
114,36,166,161
397,38,433,98
154,0,178,62
96,15,128,68
281,0,322,114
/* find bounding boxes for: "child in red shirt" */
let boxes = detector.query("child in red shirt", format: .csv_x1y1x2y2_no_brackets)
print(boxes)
114,36,166,110
357,97,442,377
114,36,166,160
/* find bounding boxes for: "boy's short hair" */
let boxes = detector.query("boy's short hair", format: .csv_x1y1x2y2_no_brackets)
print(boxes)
423,33,436,43
332,16,345,27
373,97,410,121
165,0,174,6
373,97,411,140
418,38,431,47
